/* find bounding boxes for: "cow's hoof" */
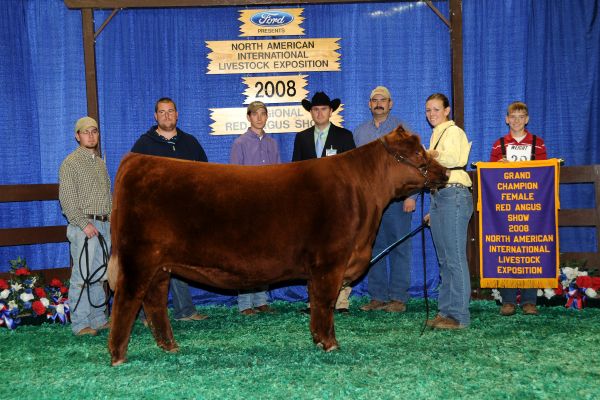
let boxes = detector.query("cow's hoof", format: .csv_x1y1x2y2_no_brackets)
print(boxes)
111,357,126,367
316,342,339,352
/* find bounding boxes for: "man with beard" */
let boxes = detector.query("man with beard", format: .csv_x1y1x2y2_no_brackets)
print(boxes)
354,86,415,313
59,116,111,336
131,97,208,322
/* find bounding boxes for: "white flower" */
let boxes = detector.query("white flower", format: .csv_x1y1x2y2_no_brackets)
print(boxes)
8,300,17,310
40,297,50,307
491,289,502,301
11,282,23,291
585,288,597,298
20,292,34,303
0,289,9,299
543,288,555,299
537,289,544,297
55,304,65,315
563,267,579,282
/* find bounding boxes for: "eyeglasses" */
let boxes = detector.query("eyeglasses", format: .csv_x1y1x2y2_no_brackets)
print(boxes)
79,128,99,136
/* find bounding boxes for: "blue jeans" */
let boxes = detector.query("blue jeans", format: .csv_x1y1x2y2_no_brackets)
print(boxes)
367,200,413,303
169,278,198,319
430,187,473,326
66,222,110,334
238,287,269,311
500,288,538,305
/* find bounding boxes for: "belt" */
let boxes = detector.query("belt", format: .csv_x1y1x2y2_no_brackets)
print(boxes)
85,214,109,222
442,183,470,190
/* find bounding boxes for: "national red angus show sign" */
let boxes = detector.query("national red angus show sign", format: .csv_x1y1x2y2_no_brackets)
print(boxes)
477,160,560,288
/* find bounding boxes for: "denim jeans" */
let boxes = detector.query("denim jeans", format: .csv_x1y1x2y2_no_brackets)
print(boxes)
430,187,473,326
367,200,413,303
66,221,110,334
500,288,538,305
169,278,198,319
237,287,269,311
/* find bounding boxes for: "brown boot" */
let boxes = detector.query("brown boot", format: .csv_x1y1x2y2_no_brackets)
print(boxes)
500,303,517,316
522,303,539,315
426,314,445,327
433,316,465,330
360,300,388,311
383,300,406,313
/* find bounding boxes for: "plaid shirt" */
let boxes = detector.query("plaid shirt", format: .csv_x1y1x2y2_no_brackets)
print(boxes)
59,146,112,230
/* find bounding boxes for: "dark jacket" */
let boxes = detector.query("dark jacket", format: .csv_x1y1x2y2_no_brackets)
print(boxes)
292,124,355,161
131,126,208,162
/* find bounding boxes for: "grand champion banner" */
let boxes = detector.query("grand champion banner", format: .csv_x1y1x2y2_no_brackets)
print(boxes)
478,159,561,288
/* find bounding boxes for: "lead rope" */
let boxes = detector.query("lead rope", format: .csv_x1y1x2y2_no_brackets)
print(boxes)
71,233,111,313
419,190,429,335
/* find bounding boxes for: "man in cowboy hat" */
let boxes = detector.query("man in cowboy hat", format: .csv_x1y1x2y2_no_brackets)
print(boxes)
292,91,355,161
292,91,356,313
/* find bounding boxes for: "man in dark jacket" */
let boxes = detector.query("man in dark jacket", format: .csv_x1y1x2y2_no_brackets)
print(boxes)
131,97,208,322
292,91,356,313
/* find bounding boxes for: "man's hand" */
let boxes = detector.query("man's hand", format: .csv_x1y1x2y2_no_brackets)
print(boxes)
403,198,416,213
428,149,439,159
83,223,99,239
423,213,431,225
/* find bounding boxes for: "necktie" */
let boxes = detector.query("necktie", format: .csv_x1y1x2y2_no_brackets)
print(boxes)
315,131,325,158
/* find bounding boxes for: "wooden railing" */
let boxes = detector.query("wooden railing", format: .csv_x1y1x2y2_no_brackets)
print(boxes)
0,184,71,281
467,165,600,288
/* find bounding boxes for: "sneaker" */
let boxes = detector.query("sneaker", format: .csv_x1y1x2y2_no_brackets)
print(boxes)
360,300,388,311
240,308,257,316
383,300,406,313
522,303,539,315
433,316,466,330
426,314,445,327
75,327,98,336
500,303,517,316
255,305,275,313
175,312,209,321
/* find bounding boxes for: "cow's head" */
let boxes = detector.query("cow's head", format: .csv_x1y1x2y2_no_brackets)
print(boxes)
380,126,448,194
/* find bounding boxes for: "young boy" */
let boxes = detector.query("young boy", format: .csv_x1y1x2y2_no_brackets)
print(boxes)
230,101,281,315
490,101,547,316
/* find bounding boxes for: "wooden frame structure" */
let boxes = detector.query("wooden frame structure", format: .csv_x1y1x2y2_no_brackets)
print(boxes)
64,0,466,132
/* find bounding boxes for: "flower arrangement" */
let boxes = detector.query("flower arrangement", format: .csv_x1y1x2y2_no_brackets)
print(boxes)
0,257,70,329
491,260,600,309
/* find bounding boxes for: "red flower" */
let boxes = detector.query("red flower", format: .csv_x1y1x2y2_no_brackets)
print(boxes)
15,267,31,276
0,279,8,290
576,276,600,290
34,287,47,298
49,278,63,287
32,300,47,316
60,286,68,294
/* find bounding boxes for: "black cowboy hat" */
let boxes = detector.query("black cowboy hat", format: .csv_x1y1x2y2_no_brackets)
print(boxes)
301,91,341,112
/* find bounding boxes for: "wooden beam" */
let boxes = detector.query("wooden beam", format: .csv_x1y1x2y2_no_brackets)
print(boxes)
559,209,598,227
0,226,67,246
449,0,464,129
81,8,102,157
0,184,59,202
65,0,417,9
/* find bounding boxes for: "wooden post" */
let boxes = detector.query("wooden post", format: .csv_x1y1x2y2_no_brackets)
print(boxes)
449,0,464,130
81,8,102,156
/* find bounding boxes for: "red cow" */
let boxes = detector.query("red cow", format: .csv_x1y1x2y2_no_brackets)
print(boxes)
107,126,448,366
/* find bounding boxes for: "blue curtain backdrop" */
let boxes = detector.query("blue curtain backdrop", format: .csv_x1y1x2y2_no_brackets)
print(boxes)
1,0,599,305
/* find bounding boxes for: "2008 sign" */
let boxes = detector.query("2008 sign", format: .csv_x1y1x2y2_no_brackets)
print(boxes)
255,80,297,98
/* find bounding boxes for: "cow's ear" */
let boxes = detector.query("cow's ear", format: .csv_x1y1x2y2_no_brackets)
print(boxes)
394,125,411,139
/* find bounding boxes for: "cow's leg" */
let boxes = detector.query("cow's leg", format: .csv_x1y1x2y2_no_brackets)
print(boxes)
143,270,178,353
308,270,343,352
109,269,146,366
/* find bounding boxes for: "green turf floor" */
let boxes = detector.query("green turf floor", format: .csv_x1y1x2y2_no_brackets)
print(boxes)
1,298,598,399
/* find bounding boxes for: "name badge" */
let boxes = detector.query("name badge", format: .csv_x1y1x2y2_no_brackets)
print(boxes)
506,144,531,162
325,147,337,157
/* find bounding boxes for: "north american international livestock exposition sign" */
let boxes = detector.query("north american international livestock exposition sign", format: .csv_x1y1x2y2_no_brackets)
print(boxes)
478,160,560,288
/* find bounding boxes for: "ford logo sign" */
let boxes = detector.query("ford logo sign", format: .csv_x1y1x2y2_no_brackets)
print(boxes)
250,11,294,27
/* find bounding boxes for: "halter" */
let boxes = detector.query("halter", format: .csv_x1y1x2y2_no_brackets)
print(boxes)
379,137,431,186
